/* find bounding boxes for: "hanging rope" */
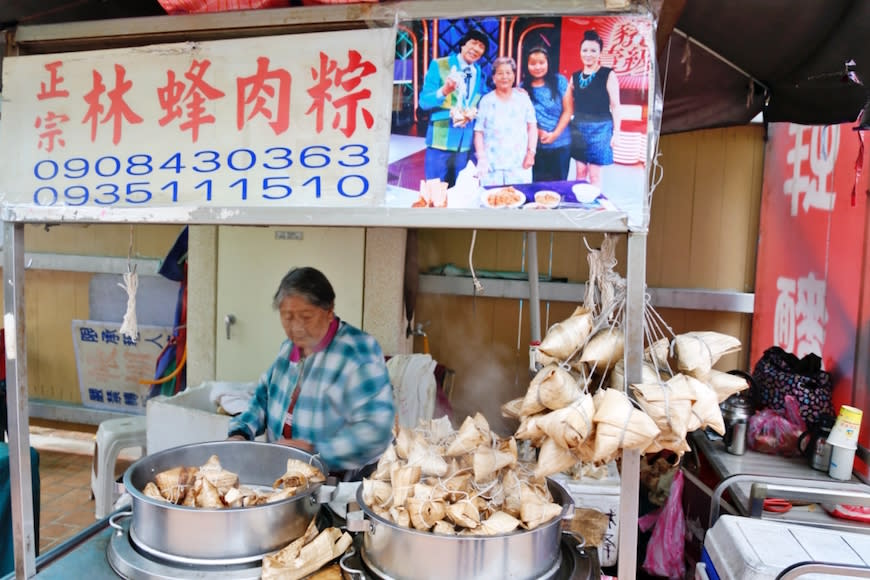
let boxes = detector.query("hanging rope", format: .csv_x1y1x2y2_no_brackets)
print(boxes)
468,229,484,293
119,226,139,341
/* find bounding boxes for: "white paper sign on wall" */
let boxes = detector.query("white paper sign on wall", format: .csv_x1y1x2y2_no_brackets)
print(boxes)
72,320,175,413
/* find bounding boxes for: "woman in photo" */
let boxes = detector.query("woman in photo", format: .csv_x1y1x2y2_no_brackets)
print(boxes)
473,57,538,187
522,46,572,182
570,29,621,187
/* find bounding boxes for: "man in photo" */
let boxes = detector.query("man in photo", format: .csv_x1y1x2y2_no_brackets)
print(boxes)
419,29,490,187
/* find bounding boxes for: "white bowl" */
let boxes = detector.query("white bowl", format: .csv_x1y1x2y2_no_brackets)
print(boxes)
571,182,601,203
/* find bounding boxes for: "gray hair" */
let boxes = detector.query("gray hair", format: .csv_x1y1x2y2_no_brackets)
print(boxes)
492,56,517,74
272,266,335,311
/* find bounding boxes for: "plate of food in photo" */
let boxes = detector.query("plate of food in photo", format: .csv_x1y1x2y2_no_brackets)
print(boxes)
533,190,561,209
481,186,526,209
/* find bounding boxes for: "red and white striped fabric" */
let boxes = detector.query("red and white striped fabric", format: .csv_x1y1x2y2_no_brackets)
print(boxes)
614,130,648,166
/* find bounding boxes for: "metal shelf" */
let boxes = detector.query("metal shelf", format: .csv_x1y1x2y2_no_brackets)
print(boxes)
419,274,755,312
2,204,633,233
2,2,653,577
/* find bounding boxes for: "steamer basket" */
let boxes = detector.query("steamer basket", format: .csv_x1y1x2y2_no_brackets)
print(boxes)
123,440,330,565
352,478,573,580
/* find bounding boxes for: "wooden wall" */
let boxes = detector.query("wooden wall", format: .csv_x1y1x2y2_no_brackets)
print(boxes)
0,224,185,402
416,125,764,433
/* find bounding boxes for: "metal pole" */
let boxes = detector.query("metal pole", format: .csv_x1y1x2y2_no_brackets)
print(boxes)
852,195,870,483
3,221,37,578
527,232,541,343
617,230,646,580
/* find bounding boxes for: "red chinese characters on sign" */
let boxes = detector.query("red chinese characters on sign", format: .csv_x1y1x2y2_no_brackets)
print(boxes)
237,56,292,135
34,112,70,153
306,50,376,137
82,64,144,145
605,21,649,76
34,61,71,153
157,59,227,142
28,48,377,151
36,61,70,101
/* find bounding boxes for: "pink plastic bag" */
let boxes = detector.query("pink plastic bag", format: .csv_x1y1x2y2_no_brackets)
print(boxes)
747,394,807,456
638,469,686,579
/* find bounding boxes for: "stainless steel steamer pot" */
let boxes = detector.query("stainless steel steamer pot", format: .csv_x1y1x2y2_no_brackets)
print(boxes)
123,440,330,565
352,478,574,580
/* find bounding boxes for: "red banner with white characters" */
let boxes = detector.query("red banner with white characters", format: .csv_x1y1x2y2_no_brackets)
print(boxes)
752,123,869,450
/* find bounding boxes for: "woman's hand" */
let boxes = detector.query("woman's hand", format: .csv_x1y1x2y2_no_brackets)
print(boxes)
539,131,554,145
611,131,620,149
276,438,314,452
226,434,247,442
522,150,536,169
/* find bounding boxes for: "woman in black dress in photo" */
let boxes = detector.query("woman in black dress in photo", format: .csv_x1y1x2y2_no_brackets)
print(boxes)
569,29,622,187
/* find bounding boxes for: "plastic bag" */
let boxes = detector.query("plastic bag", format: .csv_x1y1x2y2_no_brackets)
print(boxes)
638,469,686,580
747,394,806,456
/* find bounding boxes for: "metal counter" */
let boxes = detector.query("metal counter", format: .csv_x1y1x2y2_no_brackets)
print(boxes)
0,517,117,580
690,430,870,533
34,529,117,580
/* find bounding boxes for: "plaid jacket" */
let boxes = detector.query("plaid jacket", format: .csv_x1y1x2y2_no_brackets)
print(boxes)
228,320,395,471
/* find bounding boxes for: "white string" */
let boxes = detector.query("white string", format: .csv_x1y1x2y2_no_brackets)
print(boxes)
118,226,139,340
468,229,484,293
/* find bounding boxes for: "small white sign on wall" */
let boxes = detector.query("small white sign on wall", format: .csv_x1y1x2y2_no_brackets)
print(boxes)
72,320,175,413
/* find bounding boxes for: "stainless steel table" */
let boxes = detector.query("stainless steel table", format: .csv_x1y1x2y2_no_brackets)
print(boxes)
690,430,870,533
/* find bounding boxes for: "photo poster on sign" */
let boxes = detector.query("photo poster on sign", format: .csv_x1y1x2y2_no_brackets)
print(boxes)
384,14,653,223
0,28,395,209
72,320,175,413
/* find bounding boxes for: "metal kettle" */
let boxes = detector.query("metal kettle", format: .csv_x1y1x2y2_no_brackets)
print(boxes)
720,394,754,455
797,414,835,471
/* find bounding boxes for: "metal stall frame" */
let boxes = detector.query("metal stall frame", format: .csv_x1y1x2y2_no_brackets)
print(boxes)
2,2,652,578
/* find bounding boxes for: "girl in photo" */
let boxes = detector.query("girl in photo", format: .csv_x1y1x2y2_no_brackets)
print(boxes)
523,46,572,182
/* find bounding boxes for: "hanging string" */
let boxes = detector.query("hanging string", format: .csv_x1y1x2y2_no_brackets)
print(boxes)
583,237,601,315
468,229,484,293
118,225,139,341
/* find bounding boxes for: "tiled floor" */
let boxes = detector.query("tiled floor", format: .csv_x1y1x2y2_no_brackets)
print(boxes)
26,424,135,554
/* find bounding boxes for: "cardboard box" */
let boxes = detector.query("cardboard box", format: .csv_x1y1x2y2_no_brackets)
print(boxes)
146,382,253,453
550,462,621,567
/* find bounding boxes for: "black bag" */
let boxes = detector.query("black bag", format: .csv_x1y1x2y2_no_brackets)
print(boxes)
751,346,834,430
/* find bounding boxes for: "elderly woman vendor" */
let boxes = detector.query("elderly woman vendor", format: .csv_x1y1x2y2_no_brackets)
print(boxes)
227,267,395,477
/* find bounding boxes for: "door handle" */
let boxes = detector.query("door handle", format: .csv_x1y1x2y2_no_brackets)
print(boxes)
224,314,236,340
